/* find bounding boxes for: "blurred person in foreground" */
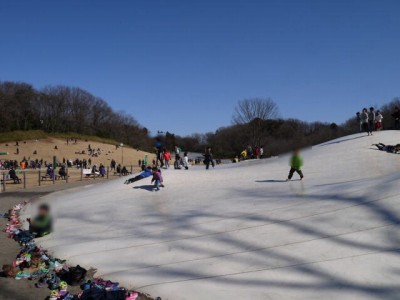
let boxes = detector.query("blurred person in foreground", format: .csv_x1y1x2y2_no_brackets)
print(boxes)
27,204,52,237
287,149,304,181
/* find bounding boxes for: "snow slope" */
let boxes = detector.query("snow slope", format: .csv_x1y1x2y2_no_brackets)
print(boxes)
22,131,400,300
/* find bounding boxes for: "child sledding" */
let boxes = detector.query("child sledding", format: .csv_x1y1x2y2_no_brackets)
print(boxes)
124,166,153,184
372,143,400,154
124,166,165,191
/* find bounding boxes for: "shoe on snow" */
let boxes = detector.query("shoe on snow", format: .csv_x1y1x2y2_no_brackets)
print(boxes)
15,271,31,280
49,290,59,300
126,292,139,300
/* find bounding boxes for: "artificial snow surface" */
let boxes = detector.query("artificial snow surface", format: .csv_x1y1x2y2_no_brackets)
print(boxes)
22,131,400,300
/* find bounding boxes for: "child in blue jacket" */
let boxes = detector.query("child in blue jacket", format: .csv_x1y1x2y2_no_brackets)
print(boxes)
124,166,153,185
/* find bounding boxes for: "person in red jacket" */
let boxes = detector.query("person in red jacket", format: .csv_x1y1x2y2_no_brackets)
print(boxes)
254,146,260,159
163,149,171,169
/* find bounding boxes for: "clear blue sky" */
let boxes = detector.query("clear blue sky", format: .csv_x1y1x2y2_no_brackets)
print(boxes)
1,0,400,135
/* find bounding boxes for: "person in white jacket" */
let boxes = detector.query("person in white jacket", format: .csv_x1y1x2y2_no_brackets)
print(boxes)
184,152,189,169
375,110,383,130
361,108,371,135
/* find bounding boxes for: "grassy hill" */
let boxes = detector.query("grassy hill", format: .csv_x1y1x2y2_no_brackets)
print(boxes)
0,131,154,167
0,130,122,146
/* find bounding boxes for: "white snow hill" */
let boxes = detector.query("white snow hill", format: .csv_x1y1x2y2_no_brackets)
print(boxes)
22,131,400,300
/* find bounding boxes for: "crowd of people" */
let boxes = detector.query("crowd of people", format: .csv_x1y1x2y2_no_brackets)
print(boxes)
356,106,400,135
0,141,116,171
152,141,188,170
89,164,107,177
0,158,44,170
232,145,265,162
0,141,131,181
87,144,102,157
152,140,218,171
121,142,220,191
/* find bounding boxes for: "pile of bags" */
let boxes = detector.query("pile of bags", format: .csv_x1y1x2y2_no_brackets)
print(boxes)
2,203,142,300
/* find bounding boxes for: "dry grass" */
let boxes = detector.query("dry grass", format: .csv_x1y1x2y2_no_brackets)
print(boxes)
0,134,157,192
0,130,120,145
0,136,155,166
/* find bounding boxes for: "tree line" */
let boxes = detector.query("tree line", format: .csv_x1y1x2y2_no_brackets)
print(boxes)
0,81,151,149
166,97,400,158
1,81,399,158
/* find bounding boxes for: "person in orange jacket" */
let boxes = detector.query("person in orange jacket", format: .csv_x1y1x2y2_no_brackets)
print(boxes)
163,149,171,169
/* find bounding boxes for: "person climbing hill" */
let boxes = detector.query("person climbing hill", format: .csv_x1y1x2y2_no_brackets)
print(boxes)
287,150,304,181
204,147,215,170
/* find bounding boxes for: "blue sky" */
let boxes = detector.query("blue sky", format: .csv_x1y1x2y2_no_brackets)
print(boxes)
1,0,399,135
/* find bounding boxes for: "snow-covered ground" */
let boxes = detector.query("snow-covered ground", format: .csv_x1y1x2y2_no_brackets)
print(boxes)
22,131,400,300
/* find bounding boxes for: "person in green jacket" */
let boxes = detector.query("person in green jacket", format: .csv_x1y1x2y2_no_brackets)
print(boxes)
287,150,304,181
27,204,52,237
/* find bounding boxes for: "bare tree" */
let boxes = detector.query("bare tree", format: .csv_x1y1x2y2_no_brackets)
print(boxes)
232,98,279,146
0,81,152,150
232,98,279,125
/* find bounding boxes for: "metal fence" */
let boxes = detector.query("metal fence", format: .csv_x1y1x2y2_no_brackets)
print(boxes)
1,165,139,192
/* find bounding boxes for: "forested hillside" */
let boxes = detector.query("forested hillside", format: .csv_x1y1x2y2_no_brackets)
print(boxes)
1,81,399,158
0,81,150,149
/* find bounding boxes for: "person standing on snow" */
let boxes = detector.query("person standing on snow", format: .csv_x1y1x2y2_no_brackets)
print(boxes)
151,167,164,191
155,139,164,168
183,152,189,170
247,145,253,159
368,107,376,133
356,112,362,132
163,149,171,169
204,147,215,170
392,106,400,130
240,149,247,160
375,111,383,131
287,150,304,181
361,108,371,135
174,145,182,161
259,146,264,159
254,146,260,159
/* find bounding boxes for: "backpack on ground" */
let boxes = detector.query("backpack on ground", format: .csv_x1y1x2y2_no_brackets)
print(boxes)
63,264,87,286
